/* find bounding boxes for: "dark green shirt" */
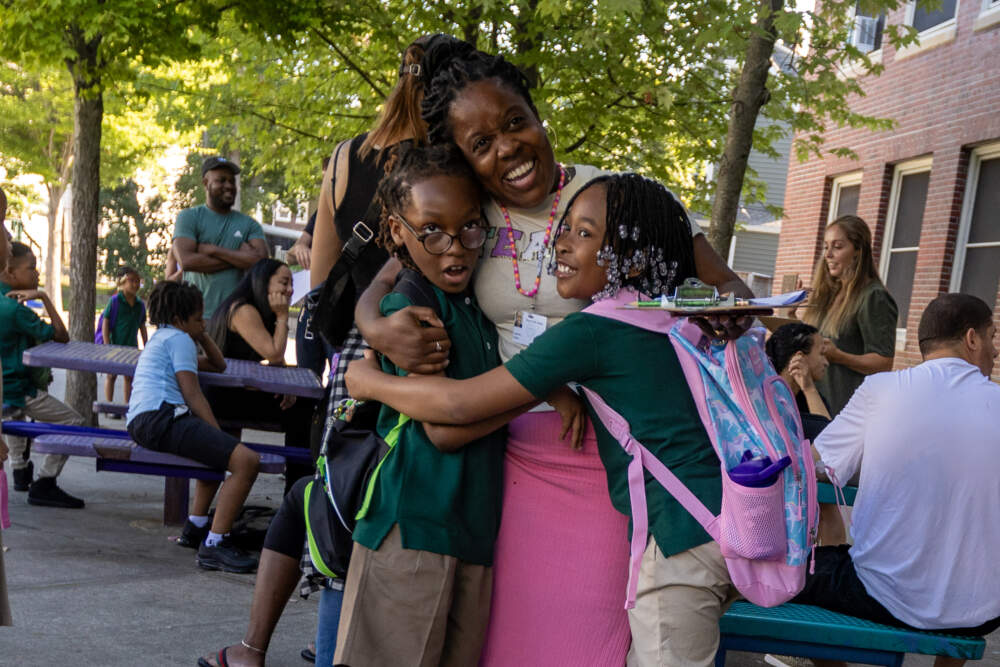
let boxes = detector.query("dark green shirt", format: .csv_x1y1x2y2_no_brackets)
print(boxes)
0,282,55,407
815,281,898,417
505,312,721,557
353,288,505,566
172,205,265,318
102,292,146,346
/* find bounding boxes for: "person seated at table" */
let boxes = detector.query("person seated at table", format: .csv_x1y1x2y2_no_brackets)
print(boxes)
205,258,315,492
127,280,261,573
765,322,846,545
0,241,86,509
100,265,148,409
798,293,1000,667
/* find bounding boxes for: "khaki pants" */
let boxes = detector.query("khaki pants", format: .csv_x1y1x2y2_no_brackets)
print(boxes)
334,524,492,667
6,391,85,480
627,540,740,667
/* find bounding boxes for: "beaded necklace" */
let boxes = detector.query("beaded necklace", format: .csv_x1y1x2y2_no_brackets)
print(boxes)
499,164,566,298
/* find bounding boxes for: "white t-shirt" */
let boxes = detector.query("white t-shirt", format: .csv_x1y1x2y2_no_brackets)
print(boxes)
815,357,1000,629
474,164,701,363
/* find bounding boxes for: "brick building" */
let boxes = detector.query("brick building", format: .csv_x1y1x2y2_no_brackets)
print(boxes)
775,0,1000,374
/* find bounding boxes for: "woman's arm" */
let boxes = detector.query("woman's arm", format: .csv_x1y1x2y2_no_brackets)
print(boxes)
354,258,451,374
310,142,348,289
346,352,536,425
824,344,894,375
423,404,536,453
229,303,289,366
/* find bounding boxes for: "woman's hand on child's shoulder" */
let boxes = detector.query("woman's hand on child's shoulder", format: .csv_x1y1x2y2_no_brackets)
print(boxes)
378,306,451,374
546,386,587,451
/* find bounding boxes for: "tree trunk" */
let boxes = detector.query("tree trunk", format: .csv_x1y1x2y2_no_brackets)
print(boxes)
708,0,783,258
64,73,103,424
44,183,65,313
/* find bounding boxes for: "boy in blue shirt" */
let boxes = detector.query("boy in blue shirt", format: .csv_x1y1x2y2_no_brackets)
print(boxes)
127,280,261,573
0,242,86,508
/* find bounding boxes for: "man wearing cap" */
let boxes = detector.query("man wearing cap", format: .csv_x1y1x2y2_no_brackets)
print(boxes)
171,156,268,318
799,293,1000,665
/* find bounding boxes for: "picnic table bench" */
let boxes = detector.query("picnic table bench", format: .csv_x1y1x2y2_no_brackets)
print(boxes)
2,421,307,524
92,401,285,434
718,601,985,666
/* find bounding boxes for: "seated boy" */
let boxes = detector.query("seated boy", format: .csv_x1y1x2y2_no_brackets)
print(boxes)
0,241,85,508
127,280,260,573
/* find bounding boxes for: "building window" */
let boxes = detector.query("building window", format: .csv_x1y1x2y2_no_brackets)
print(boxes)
952,144,1000,308
828,172,863,221
911,0,958,32
880,158,932,329
850,5,885,52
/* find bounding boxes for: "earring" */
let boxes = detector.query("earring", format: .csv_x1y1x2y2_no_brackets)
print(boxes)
543,120,558,152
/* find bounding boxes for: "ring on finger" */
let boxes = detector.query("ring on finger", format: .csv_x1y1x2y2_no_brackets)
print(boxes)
435,341,442,352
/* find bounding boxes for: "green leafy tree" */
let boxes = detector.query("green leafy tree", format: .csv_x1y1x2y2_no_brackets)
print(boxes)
98,179,171,291
0,0,224,418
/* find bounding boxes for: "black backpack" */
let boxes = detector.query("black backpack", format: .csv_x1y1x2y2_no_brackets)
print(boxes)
304,269,440,580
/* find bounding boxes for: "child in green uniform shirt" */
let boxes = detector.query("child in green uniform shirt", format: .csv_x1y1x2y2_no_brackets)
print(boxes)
334,145,574,667
100,265,148,406
346,173,738,667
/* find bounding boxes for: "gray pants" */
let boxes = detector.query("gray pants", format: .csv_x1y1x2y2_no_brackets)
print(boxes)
5,391,85,480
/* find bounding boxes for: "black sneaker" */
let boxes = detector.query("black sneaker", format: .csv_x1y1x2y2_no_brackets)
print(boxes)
27,477,85,509
197,536,258,573
12,461,33,492
176,519,211,549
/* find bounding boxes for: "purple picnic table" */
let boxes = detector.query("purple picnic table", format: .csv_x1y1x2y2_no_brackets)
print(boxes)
23,340,323,399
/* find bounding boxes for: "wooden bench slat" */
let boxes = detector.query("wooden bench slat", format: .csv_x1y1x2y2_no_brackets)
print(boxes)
720,602,986,660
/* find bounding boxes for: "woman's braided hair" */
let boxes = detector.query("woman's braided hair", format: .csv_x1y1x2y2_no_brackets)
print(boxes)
374,143,484,270
420,37,537,145
147,280,203,327
554,173,697,300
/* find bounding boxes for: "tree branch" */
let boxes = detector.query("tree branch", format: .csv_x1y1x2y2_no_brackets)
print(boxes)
309,27,387,99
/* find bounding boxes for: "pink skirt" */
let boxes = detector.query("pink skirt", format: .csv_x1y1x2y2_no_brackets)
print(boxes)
480,411,631,666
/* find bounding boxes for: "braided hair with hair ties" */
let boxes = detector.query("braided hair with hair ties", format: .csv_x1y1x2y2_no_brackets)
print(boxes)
551,173,696,300
146,280,204,327
374,143,484,270
420,37,537,146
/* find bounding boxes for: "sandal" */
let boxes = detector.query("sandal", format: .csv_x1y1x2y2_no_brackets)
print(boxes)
197,647,231,667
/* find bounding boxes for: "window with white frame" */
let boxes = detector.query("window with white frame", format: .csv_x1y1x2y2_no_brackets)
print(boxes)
849,4,886,52
908,0,958,33
828,172,863,221
951,144,1000,309
880,158,932,329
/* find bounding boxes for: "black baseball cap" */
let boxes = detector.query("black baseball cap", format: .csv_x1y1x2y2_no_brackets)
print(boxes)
201,156,241,176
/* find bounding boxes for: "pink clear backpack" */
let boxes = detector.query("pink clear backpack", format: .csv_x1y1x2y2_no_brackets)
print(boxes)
583,291,818,609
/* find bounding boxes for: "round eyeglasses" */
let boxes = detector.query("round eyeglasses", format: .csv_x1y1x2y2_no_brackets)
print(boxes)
395,214,488,255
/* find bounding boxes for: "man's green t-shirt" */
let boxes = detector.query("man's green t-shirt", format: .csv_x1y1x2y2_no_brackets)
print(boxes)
0,281,55,407
505,312,722,558
353,287,505,566
102,292,146,347
172,205,265,318
815,281,898,417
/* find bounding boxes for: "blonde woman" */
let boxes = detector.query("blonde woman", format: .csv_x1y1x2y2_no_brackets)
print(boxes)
804,215,898,416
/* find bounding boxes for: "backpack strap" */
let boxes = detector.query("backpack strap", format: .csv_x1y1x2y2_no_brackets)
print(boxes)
391,268,442,318
580,385,720,609
108,292,120,328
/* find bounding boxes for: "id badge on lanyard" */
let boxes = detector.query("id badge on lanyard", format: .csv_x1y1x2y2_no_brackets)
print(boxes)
512,310,548,346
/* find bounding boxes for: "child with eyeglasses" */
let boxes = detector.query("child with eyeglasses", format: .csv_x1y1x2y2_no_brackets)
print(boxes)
333,144,583,666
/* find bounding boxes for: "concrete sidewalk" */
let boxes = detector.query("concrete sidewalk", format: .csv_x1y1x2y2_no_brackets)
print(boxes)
2,370,999,666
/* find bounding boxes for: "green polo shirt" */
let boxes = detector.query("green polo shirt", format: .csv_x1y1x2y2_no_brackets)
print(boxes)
505,312,722,558
172,205,265,318
0,281,56,407
353,287,505,566
102,292,146,346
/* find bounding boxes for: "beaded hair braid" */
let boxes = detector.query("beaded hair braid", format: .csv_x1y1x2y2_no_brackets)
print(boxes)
374,144,484,270
147,280,204,326
551,173,697,301
420,37,538,145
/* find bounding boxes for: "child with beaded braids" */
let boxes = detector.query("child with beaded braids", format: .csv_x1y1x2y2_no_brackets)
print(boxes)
348,173,740,667
127,281,261,574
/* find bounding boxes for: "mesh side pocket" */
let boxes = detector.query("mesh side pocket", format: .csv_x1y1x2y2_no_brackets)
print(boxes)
718,469,786,560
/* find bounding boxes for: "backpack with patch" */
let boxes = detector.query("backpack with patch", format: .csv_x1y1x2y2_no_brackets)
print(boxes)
583,290,818,609
304,268,442,580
